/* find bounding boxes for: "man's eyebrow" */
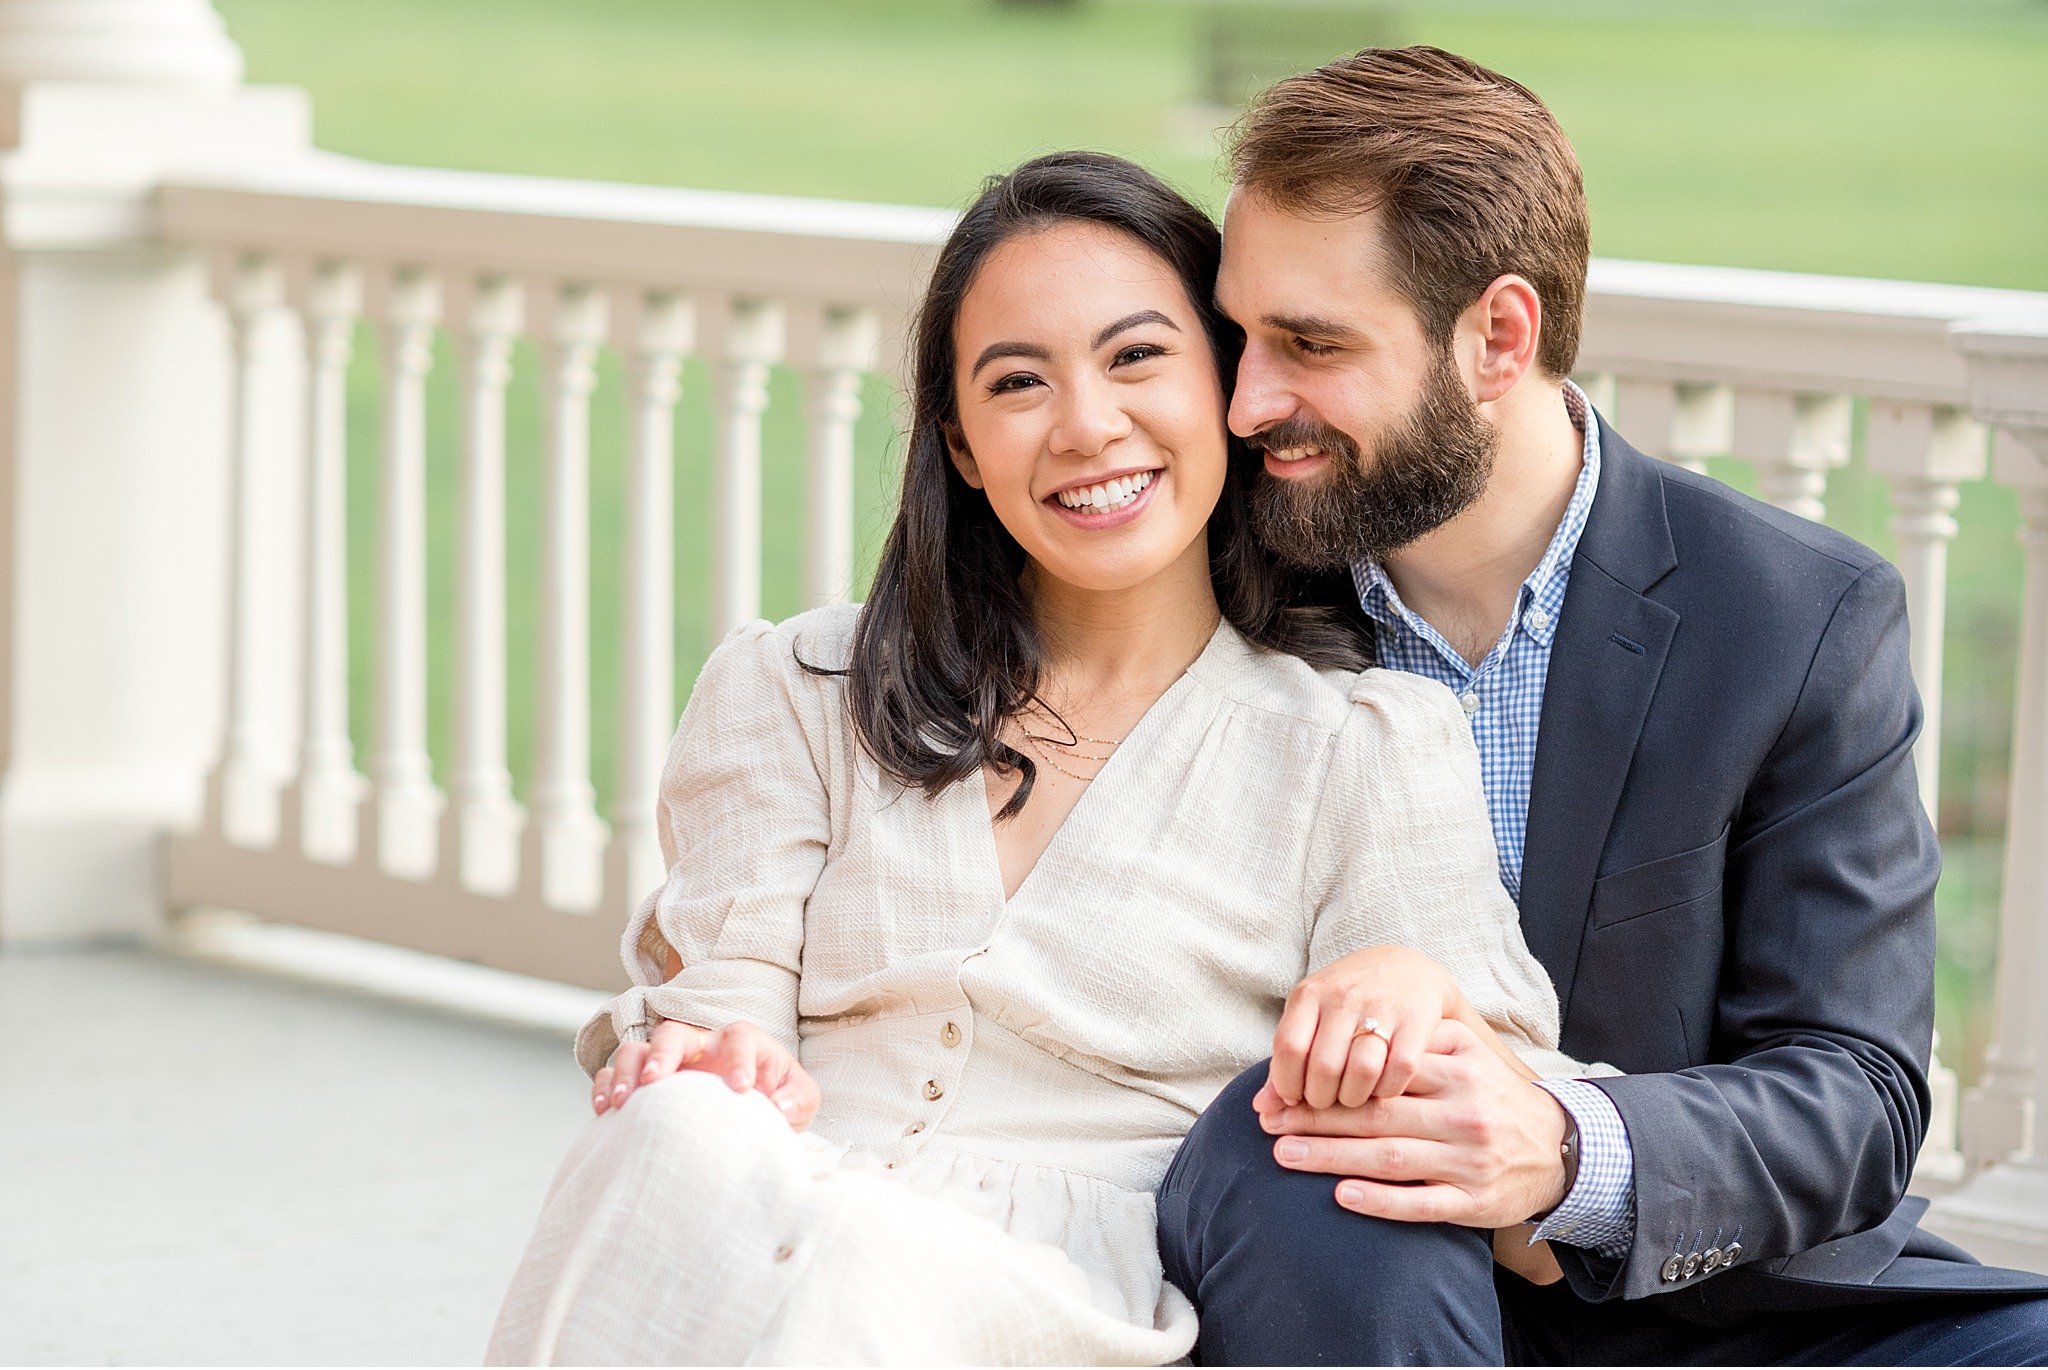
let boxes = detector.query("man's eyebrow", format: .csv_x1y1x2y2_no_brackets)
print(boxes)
1262,312,1364,343
969,340,1051,379
1091,309,1179,350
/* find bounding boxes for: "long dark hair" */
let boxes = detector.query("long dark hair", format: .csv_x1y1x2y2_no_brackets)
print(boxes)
839,151,1369,819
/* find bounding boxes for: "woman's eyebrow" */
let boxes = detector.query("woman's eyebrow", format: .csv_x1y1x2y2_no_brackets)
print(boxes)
969,310,1181,380
969,340,1051,379
1092,309,1179,349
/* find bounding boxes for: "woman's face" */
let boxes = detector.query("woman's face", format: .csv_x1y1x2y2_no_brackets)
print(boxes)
948,221,1228,597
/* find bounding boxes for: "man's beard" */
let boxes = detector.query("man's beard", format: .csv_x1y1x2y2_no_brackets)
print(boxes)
1248,348,1498,571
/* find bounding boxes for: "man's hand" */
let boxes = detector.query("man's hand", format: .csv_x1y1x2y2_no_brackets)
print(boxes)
1256,1018,1572,1227
594,1019,821,1129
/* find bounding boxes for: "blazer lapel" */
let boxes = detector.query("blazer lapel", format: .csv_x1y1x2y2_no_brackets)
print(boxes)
1517,420,1680,1014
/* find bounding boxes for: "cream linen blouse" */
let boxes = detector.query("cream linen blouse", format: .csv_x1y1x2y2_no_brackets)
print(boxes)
575,602,1575,1355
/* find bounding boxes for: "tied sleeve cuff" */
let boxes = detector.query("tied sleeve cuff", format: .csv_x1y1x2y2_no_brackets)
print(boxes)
1531,1077,1636,1258
575,988,658,1080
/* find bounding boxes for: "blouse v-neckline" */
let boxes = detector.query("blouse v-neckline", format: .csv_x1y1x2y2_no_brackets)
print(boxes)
970,618,1236,911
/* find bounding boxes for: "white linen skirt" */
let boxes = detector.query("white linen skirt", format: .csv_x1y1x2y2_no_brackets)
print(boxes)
484,1071,1196,1366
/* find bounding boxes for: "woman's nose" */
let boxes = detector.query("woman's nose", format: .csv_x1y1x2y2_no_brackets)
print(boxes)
1049,380,1133,458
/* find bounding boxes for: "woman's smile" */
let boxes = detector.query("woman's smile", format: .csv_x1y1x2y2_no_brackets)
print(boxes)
1045,465,1164,529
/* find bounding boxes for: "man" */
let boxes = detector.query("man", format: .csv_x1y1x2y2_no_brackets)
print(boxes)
1155,45,2048,1365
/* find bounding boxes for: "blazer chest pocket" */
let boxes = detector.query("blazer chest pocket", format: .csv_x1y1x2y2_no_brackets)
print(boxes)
1588,824,1730,930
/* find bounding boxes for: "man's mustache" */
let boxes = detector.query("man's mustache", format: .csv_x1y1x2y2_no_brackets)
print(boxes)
1244,417,1360,460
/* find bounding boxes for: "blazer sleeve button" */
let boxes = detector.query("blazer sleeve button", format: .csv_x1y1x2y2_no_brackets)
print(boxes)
1661,1253,1685,1283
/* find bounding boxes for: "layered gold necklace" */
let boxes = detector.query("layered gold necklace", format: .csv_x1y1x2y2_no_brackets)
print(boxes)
1016,701,1123,783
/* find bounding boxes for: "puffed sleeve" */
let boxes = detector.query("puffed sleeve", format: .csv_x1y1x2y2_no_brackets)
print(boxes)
574,618,833,1077
1302,669,1594,1081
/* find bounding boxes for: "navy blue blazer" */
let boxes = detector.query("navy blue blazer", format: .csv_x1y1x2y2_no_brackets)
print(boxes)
1322,417,2046,1321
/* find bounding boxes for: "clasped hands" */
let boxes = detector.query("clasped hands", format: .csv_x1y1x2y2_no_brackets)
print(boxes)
1263,946,1574,1283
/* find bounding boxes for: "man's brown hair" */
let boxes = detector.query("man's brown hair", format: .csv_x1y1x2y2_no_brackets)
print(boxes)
1229,46,1590,378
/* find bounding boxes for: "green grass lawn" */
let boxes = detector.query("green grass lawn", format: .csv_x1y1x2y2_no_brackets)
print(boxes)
213,0,2046,1071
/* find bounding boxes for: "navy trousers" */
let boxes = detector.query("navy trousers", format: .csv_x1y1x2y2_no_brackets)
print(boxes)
1157,1064,2048,1366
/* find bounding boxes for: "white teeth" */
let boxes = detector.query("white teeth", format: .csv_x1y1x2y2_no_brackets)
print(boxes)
1268,446,1324,464
1055,470,1156,512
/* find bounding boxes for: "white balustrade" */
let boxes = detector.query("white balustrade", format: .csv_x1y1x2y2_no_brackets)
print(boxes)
362,267,445,878
1669,384,1732,476
1868,402,1988,818
711,298,787,639
446,274,526,893
524,283,612,912
204,252,289,847
282,260,365,863
1928,313,2048,1267
1741,391,1851,522
606,291,695,913
803,305,881,609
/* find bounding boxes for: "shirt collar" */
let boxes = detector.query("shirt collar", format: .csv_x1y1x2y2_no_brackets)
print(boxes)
1351,380,1602,652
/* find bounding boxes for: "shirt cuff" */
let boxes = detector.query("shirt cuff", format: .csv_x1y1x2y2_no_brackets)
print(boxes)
1531,1077,1636,1258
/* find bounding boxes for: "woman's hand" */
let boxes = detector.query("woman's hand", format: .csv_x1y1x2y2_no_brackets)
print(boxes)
1262,945,1468,1110
593,1019,821,1128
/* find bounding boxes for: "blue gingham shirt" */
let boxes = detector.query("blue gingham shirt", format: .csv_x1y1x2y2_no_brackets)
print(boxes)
1351,382,1635,1259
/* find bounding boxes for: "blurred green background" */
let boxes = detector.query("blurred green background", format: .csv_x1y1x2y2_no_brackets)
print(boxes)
212,0,2047,1074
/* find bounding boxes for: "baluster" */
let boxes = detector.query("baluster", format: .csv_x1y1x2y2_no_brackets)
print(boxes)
282,261,365,862
607,291,694,913
1609,377,1681,465
804,306,880,608
710,299,787,639
1669,383,1732,477
204,252,289,846
1869,402,1987,817
360,268,445,878
1741,390,1851,522
524,283,610,911
1870,401,1987,1194
445,276,527,893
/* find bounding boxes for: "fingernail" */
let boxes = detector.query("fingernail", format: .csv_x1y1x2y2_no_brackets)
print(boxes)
1337,1182,1365,1205
593,1094,608,1112
777,1098,798,1116
640,1066,659,1083
1258,1113,1281,1133
1277,1139,1308,1163
728,1072,749,1091
612,1085,628,1101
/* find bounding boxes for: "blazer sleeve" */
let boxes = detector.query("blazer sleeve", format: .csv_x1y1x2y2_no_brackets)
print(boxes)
573,619,833,1077
1303,670,1583,1080
1572,560,1939,1301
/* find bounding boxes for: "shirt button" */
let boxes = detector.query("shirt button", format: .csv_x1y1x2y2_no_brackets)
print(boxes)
1459,691,1481,714
940,1021,962,1047
1527,607,1550,631
923,1079,945,1101
905,1121,926,1136
773,1243,796,1262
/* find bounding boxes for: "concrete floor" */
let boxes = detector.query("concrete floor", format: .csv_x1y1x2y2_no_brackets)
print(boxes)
0,940,602,1365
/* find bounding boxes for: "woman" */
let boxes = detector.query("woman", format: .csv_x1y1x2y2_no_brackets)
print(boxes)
486,151,1584,1366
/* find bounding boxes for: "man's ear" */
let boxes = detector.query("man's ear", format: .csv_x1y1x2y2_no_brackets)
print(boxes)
944,423,985,490
1463,274,1542,404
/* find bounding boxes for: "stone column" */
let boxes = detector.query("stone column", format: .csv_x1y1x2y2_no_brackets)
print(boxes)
1925,311,2048,1271
0,0,311,943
